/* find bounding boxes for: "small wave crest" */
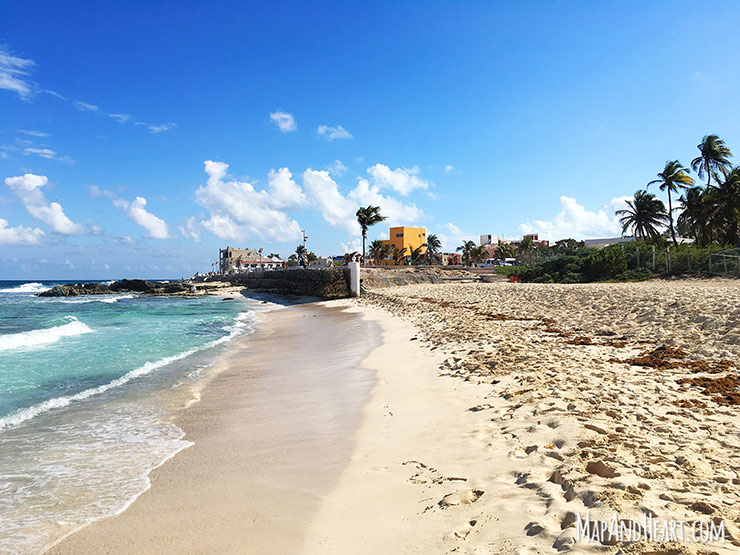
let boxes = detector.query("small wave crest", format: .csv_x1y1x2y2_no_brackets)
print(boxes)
0,282,48,294
54,294,135,305
0,316,93,352
0,310,258,431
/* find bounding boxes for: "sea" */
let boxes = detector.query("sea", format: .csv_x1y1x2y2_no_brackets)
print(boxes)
0,280,266,554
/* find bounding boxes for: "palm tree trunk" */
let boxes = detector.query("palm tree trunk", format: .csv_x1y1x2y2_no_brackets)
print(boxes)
668,190,678,246
362,231,366,266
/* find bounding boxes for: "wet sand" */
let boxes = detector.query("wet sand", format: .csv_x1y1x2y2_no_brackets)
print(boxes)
48,301,379,554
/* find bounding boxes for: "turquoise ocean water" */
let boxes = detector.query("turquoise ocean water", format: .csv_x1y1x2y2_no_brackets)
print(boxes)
0,281,263,554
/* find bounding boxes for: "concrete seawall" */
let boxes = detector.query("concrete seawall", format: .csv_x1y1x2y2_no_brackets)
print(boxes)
229,268,352,299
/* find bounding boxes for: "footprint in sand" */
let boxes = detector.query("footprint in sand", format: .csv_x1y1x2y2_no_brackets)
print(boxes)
438,489,484,508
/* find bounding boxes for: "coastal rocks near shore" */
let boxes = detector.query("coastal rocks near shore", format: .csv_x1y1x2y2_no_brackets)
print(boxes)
38,279,193,297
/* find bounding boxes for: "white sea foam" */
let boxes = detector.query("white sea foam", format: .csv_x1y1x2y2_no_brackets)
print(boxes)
0,311,258,431
0,282,48,293
54,294,135,304
0,316,93,353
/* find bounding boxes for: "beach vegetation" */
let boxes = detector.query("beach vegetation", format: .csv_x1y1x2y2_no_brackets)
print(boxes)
456,240,476,266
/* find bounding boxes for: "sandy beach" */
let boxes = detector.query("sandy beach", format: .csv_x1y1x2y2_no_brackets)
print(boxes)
47,279,740,553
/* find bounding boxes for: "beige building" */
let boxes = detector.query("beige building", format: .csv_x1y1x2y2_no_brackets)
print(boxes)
219,246,283,273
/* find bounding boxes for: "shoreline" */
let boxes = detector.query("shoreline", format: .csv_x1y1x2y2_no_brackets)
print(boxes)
46,299,381,554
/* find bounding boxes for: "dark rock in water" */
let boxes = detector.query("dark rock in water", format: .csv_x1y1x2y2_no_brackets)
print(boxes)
109,279,150,292
38,279,195,297
223,297,235,301
39,283,111,297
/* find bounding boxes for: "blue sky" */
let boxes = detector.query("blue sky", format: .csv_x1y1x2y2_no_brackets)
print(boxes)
2,1,740,279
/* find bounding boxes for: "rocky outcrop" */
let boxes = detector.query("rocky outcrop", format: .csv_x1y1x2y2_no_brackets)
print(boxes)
38,280,191,297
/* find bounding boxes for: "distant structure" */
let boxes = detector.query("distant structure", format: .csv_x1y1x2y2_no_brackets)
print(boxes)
218,246,283,274
379,226,426,265
583,237,634,248
479,233,549,257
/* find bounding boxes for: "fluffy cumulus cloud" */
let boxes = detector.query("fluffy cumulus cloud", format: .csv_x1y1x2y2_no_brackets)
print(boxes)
350,178,423,226
366,164,430,196
317,125,353,141
444,164,454,173
4,173,89,234
326,159,347,177
113,196,170,239
0,47,35,99
196,161,304,242
178,216,201,242
0,219,45,245
519,196,631,241
270,111,297,132
302,169,359,234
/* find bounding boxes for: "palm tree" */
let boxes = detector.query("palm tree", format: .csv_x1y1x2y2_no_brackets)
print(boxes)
456,240,476,266
691,134,733,189
517,236,536,265
677,187,713,246
616,190,668,240
391,245,407,265
368,240,391,265
471,245,489,265
707,167,740,246
496,241,515,259
425,233,442,264
647,160,694,246
409,244,425,265
355,205,386,265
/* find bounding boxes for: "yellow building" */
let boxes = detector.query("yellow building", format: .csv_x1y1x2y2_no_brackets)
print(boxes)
379,226,426,265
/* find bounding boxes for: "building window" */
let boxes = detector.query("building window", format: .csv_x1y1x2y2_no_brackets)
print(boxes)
395,233,403,238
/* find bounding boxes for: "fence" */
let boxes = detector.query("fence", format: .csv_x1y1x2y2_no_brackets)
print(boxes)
619,244,740,277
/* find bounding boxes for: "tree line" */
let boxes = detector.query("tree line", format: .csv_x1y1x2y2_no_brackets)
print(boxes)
618,134,740,247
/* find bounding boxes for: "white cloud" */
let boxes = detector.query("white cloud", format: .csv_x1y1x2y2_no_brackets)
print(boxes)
73,100,99,112
270,111,297,133
519,196,631,241
327,159,347,177
196,161,303,242
317,125,353,141
88,185,117,199
113,196,170,239
340,237,362,254
444,164,454,173
0,48,35,99
302,169,359,234
109,113,132,124
350,178,423,226
18,129,49,137
436,222,477,252
366,163,430,196
147,123,176,134
22,147,56,159
4,173,89,234
267,167,307,209
178,216,201,242
42,89,65,99
0,218,45,245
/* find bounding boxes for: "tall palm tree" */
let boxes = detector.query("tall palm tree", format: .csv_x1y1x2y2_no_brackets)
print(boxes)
707,167,740,246
456,240,476,266
355,205,386,265
616,190,668,240
647,160,694,246
691,134,733,189
677,187,713,246
425,233,442,264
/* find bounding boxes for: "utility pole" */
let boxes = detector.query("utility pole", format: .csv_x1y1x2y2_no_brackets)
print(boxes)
301,230,308,267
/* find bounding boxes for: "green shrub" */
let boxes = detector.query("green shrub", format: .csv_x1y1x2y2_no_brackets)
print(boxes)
613,267,653,281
